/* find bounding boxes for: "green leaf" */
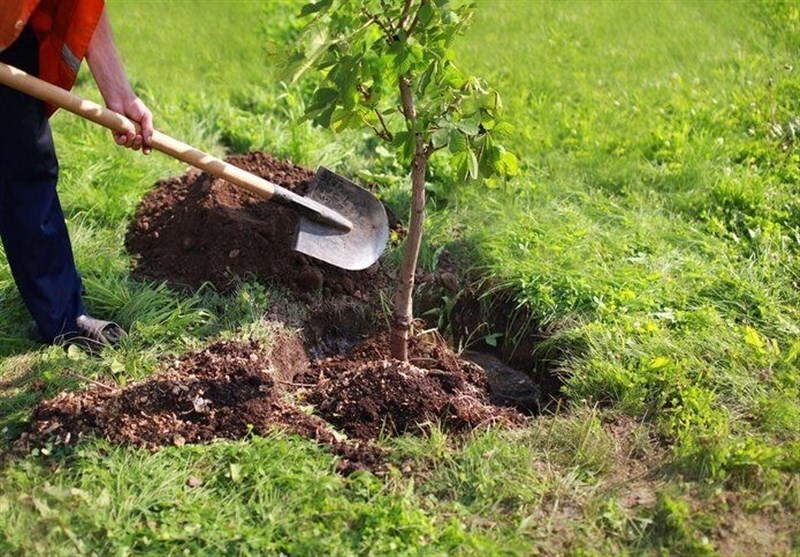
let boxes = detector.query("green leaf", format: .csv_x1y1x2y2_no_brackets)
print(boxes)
786,338,800,363
442,9,460,25
419,1,435,25
393,131,412,148
480,143,500,178
300,0,332,17
96,489,111,508
66,344,86,361
334,111,356,132
316,105,335,128
744,326,766,352
432,127,450,148
492,121,515,138
308,87,339,112
484,333,502,347
229,463,242,483
452,151,469,179
330,107,352,124
109,359,126,375
466,145,479,179
448,129,467,154
418,61,436,96
455,117,480,135
497,150,520,176
648,356,671,370
494,91,504,114
479,91,498,111
460,96,481,115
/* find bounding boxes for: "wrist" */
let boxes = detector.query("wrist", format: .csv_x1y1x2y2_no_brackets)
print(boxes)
105,92,137,112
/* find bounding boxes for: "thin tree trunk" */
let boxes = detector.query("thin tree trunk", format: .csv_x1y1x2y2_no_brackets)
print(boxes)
390,150,427,360
390,75,427,361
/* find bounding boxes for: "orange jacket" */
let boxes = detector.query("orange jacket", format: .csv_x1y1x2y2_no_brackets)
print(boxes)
1,0,105,113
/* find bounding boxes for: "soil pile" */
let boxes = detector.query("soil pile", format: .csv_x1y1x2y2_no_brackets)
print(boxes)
19,332,524,473
302,332,524,440
17,339,383,474
125,152,382,296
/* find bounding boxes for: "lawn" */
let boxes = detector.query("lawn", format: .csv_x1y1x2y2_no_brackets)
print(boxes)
1,0,799,554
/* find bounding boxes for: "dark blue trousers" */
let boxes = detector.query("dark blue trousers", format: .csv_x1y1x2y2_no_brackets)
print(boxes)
0,27,85,342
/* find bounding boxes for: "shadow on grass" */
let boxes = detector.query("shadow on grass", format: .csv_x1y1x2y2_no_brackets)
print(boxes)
414,262,579,412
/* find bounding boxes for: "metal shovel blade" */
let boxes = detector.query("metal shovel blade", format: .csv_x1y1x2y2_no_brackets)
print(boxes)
292,167,389,271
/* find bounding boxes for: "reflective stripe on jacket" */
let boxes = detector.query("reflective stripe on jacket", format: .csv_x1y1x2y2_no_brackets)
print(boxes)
1,0,105,114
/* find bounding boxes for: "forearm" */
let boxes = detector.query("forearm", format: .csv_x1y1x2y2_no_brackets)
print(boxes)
85,8,134,107
84,8,153,152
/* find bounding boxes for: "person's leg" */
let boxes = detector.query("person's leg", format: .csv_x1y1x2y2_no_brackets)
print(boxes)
0,27,86,343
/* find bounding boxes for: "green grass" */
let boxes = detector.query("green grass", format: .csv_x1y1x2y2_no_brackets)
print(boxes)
452,0,800,480
2,0,800,554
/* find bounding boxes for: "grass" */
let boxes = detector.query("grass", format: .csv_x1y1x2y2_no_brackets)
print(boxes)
452,0,800,480
1,0,800,554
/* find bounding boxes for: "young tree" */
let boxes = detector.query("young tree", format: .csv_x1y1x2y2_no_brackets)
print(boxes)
295,0,518,361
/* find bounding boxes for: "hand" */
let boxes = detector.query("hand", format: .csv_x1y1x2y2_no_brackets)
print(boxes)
107,97,154,155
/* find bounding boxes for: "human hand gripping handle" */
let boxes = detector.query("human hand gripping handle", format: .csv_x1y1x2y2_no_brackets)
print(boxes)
105,96,153,154
85,8,153,154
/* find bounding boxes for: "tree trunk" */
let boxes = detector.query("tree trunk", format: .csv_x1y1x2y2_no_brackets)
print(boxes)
390,149,428,361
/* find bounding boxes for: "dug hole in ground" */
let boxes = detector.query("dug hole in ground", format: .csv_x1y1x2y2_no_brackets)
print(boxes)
18,152,552,474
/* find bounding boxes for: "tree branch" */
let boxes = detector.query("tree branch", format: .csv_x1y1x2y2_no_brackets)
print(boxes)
365,120,388,141
363,10,393,38
400,0,415,28
399,76,418,125
406,0,428,36
358,83,394,141
374,109,394,141
425,141,446,157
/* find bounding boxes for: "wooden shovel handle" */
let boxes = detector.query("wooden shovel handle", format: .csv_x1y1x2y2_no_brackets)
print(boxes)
0,61,276,201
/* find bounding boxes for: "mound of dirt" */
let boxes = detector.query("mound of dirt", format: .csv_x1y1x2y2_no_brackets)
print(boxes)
17,339,383,474
18,331,524,473
125,152,383,297
302,332,524,440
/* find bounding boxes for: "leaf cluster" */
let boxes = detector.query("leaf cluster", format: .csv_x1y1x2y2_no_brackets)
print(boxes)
295,0,518,180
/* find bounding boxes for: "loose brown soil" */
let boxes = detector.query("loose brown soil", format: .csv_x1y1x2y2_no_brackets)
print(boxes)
18,338,384,474
18,331,524,474
125,152,384,297
303,331,523,440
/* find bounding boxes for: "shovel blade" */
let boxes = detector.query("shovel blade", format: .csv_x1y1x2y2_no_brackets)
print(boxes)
292,167,389,271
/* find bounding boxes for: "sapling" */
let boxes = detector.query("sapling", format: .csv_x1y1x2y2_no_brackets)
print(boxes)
294,0,518,360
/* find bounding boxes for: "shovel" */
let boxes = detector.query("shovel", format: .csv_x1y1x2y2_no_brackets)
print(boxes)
0,61,389,271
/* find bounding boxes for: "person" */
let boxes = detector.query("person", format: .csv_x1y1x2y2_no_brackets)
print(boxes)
0,1,152,348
